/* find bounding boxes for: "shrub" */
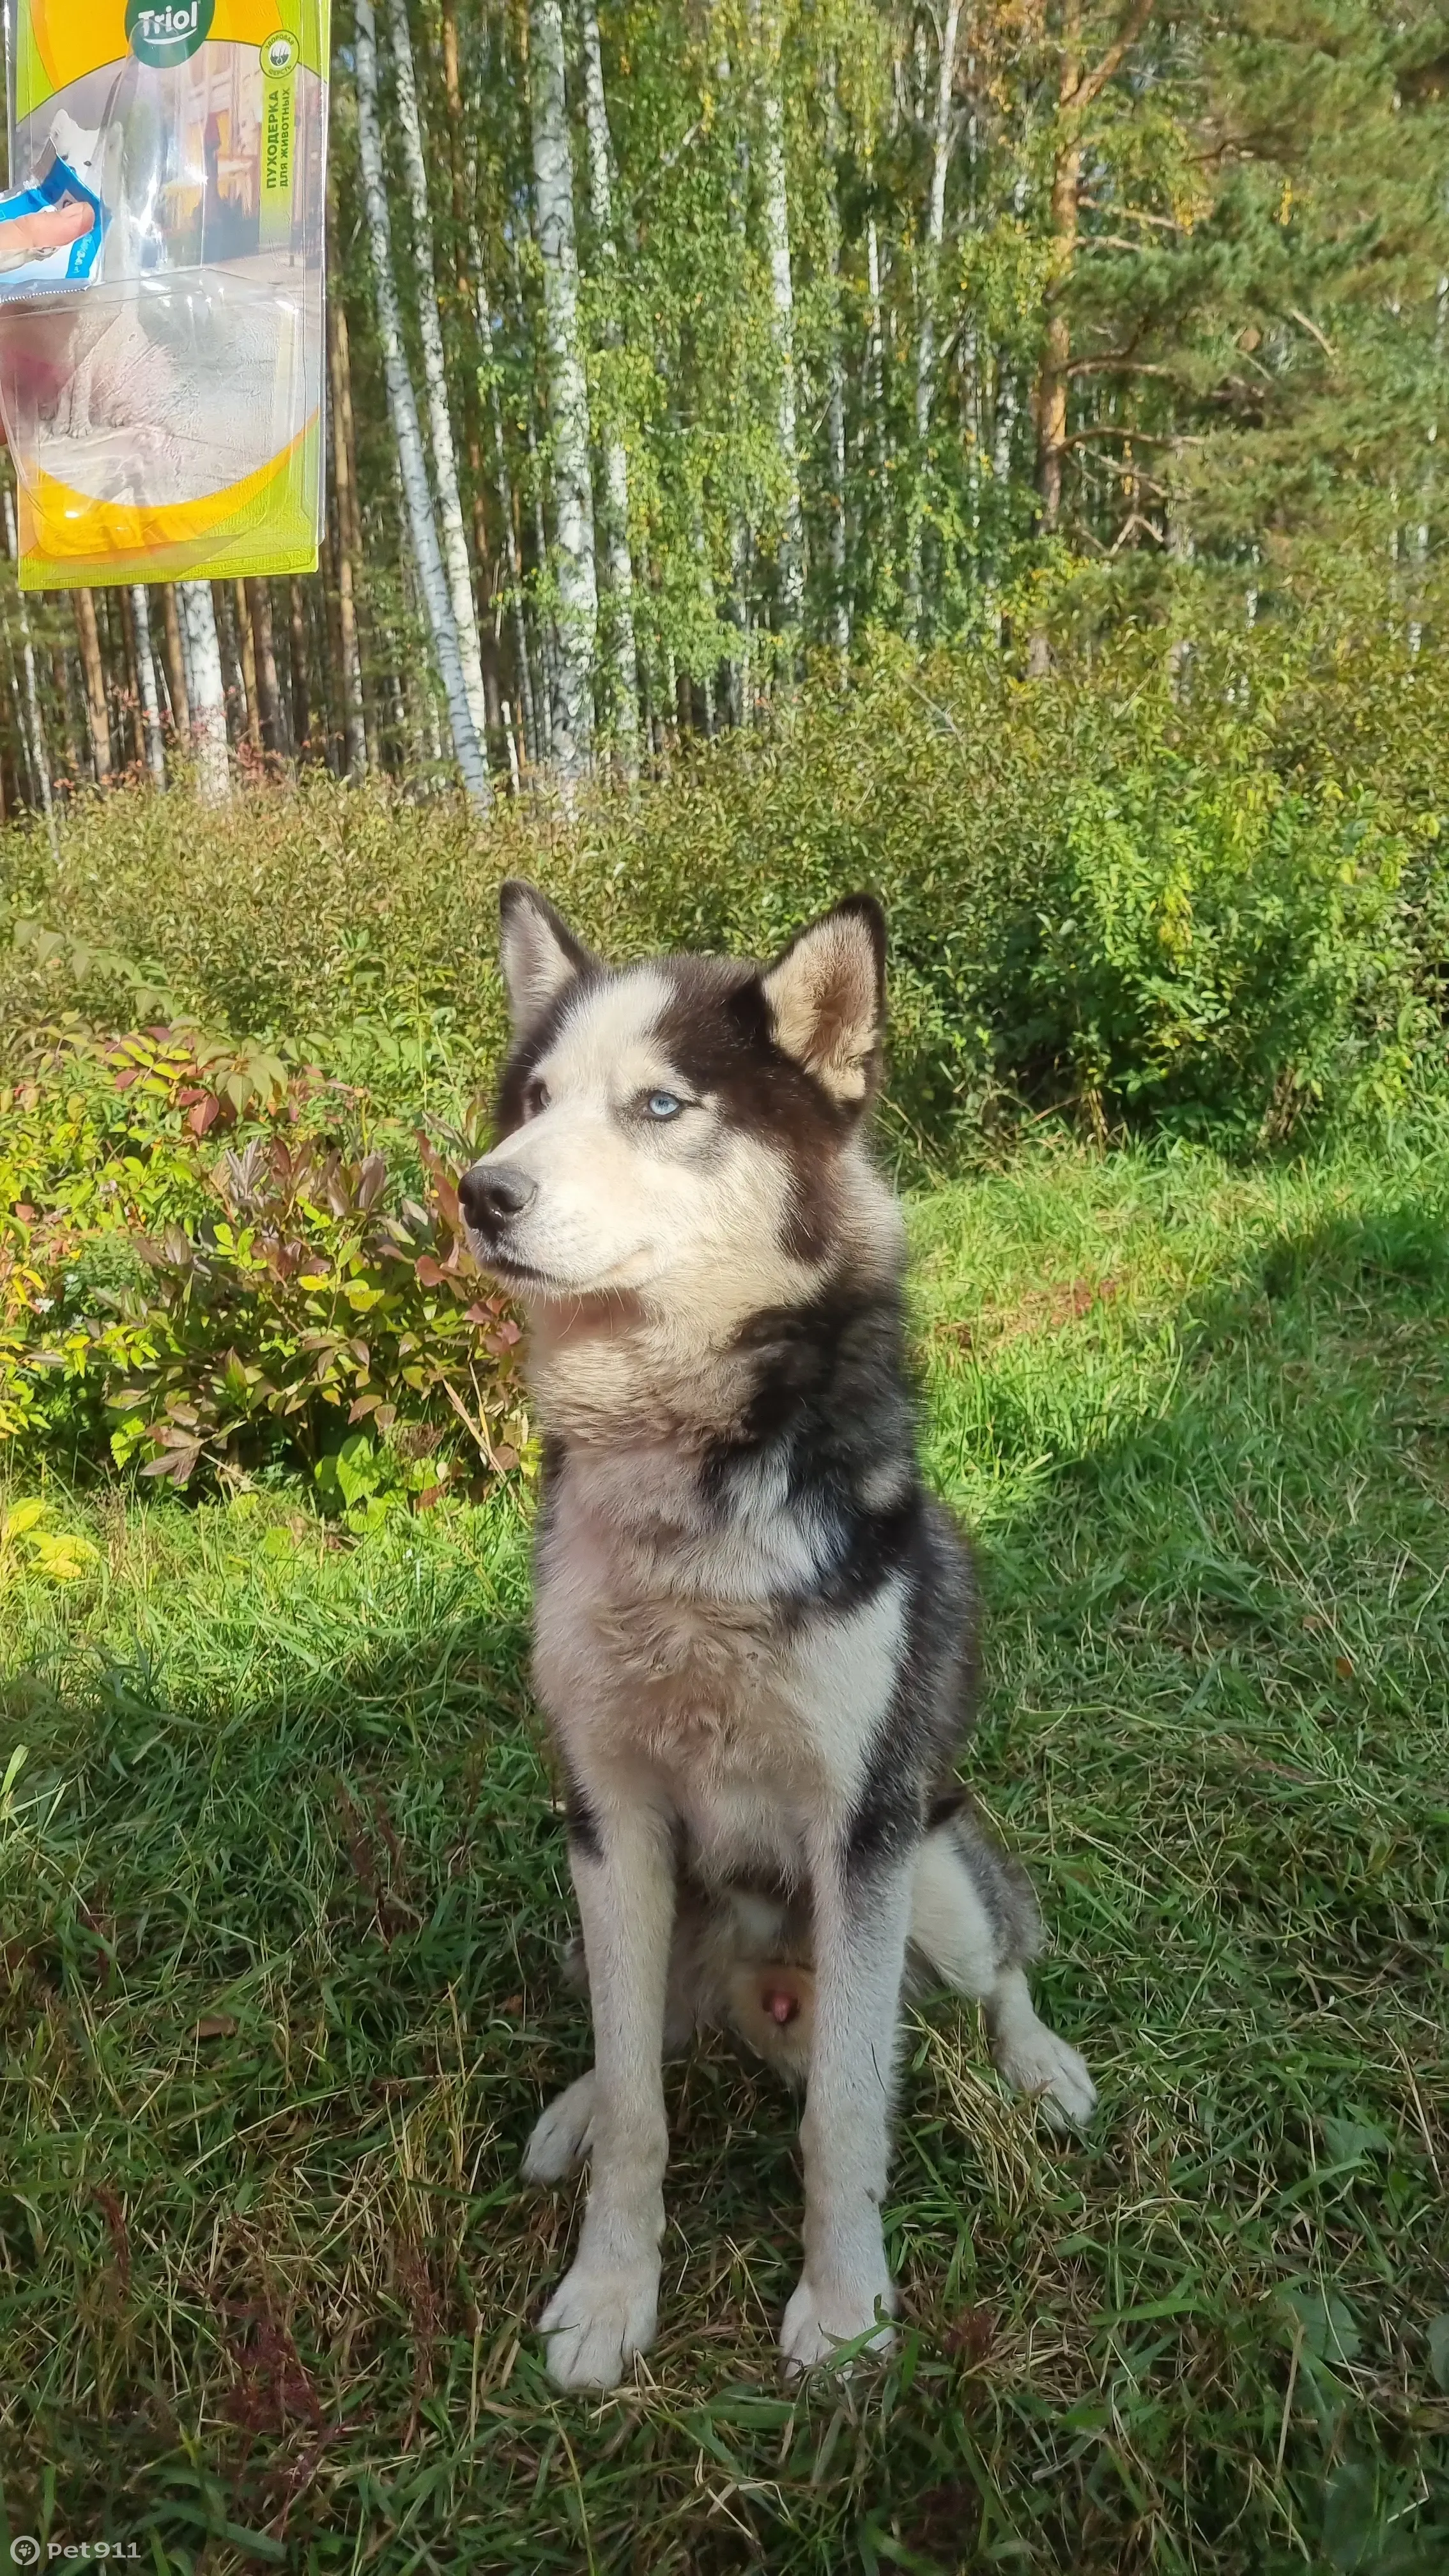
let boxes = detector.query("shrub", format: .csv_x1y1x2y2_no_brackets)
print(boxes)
2,615,1443,1157
1,611,1446,1488
0,1023,529,1496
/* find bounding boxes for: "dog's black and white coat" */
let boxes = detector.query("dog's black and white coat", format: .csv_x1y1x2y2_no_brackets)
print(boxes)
460,883,1095,2389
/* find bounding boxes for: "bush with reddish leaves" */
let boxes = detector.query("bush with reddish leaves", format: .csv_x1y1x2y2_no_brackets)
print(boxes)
0,1018,528,1510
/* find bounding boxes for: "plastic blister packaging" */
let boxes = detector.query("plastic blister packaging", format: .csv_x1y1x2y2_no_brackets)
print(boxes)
0,0,330,590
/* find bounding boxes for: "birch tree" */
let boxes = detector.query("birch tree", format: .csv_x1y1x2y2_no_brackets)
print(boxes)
905,0,963,638
3,489,54,848
73,590,111,785
130,587,167,783
755,0,804,627
180,578,230,802
530,0,598,779
354,0,491,807
387,0,491,764
579,0,640,767
326,288,369,780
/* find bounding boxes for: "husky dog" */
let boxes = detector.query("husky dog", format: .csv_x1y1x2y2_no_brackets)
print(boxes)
459,883,1096,2391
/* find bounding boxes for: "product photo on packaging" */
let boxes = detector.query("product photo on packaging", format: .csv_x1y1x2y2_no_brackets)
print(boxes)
0,0,330,590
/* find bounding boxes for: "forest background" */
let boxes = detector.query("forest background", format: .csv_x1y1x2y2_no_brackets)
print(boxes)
0,0,1444,810
3,10,1449,2570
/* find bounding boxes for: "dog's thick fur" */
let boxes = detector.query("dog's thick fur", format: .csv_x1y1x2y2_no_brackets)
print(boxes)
460,883,1095,2389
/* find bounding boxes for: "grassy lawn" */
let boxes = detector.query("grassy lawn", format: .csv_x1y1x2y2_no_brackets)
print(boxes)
2,1128,1447,2573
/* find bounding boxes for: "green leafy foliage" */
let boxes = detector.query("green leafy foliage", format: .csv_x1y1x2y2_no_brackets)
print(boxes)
2,618,1447,1487
4,617,1447,1160
0,1025,529,1495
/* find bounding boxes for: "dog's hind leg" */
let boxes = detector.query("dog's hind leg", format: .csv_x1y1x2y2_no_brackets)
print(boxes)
908,1802,1097,2129
523,2069,597,2182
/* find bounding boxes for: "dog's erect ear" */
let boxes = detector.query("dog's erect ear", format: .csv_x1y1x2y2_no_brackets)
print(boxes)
498,880,595,1038
760,896,886,1104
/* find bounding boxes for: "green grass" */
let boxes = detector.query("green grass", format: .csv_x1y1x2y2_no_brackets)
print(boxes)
3,1126,1448,2573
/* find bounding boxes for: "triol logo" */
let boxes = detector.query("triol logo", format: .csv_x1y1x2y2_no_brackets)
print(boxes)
125,0,215,66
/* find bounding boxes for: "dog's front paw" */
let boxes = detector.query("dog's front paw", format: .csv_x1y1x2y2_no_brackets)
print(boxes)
539,2257,659,2389
522,2073,597,2183
994,2025,1098,2130
779,2270,897,2376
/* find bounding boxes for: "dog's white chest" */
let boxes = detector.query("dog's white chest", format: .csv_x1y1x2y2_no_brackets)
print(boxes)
534,1467,908,1855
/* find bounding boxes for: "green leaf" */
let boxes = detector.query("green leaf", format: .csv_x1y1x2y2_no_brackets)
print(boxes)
1321,2117,1390,2168
1276,2283,1360,2364
1322,2462,1381,2572
1428,2315,1449,2393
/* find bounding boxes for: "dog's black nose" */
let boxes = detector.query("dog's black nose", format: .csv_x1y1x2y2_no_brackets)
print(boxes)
459,1163,536,1231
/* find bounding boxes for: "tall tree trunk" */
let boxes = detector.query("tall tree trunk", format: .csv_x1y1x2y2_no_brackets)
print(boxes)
73,588,111,784
288,578,312,756
325,257,376,772
319,515,346,770
0,608,26,813
118,587,143,770
907,0,963,639
755,1,804,628
211,580,247,746
865,189,885,435
827,348,848,654
530,0,598,781
1030,0,1154,673
489,369,537,769
1036,40,1081,554
523,381,558,762
128,588,167,783
3,489,55,845
354,0,491,808
825,63,850,658
160,583,191,746
234,581,263,753
440,1,510,776
1409,270,1446,658
180,579,230,801
579,0,640,769
716,37,752,725
52,641,83,785
387,0,491,777
245,579,286,759
325,291,369,780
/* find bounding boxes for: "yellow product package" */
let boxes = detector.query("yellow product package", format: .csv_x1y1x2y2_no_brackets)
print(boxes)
0,0,330,590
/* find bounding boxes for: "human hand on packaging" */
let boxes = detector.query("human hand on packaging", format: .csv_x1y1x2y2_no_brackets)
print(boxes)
2,201,95,256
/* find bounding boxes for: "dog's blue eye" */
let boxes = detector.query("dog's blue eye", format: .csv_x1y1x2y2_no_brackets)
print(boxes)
645,1091,682,1120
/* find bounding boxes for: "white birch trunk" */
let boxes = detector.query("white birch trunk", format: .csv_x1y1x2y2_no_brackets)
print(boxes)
464,180,540,770
579,0,639,767
530,0,597,781
907,0,962,636
130,586,167,785
755,1,804,626
180,579,230,803
386,0,491,771
3,489,55,845
354,0,491,808
866,199,885,437
827,353,848,652
825,65,849,656
717,38,751,724
1410,272,1445,659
